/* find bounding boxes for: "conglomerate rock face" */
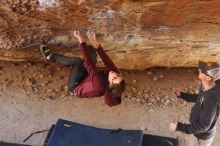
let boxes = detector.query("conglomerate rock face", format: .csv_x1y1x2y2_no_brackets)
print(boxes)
0,0,220,69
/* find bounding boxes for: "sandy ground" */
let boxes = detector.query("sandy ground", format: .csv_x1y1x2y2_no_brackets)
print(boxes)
0,61,219,146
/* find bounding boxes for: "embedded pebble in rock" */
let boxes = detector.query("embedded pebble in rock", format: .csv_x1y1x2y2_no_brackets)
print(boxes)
159,74,164,79
64,86,69,92
131,86,138,93
147,71,153,75
132,80,137,84
153,77,159,82
47,89,54,93
24,64,29,69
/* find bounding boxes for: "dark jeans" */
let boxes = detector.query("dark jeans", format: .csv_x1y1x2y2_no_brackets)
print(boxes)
50,54,88,91
49,46,97,91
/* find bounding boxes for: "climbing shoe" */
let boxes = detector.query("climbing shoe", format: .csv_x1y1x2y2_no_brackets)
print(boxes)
40,44,52,60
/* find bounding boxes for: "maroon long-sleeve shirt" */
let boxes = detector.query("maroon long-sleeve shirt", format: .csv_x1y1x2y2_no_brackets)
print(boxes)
73,42,121,106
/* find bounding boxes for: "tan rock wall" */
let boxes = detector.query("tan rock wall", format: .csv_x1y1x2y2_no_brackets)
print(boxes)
0,0,220,69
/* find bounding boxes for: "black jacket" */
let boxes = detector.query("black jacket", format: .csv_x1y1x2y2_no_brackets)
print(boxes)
176,80,220,140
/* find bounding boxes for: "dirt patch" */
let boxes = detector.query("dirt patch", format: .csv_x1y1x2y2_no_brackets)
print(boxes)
0,61,219,146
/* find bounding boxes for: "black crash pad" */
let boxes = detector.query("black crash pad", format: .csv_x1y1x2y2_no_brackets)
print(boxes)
142,134,179,146
44,119,179,146
45,119,143,146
